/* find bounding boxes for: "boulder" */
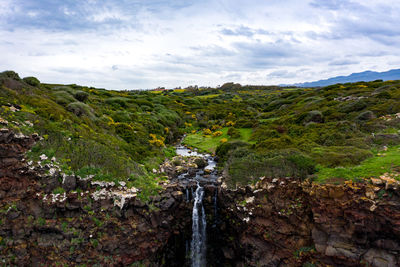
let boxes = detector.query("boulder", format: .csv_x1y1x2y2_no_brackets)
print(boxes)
62,175,76,191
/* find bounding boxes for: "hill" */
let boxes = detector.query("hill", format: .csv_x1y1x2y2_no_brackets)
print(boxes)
1,70,400,188
295,68,400,87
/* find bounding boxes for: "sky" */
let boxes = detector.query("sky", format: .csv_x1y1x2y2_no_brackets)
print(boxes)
0,0,400,90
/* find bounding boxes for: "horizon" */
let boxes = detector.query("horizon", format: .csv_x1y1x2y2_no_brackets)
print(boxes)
1,0,400,90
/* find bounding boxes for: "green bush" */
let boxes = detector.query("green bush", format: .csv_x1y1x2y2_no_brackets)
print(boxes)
256,135,294,151
66,102,94,117
53,91,76,105
1,70,20,80
226,149,316,187
74,91,89,102
216,140,250,162
311,146,373,167
339,99,367,113
23,76,40,86
356,110,375,121
105,97,129,108
112,111,134,123
227,127,241,138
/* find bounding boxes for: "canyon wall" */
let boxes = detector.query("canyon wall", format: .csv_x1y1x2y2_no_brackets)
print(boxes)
218,176,400,267
1,128,400,266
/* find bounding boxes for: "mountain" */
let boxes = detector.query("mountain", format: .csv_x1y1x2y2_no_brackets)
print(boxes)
295,69,400,87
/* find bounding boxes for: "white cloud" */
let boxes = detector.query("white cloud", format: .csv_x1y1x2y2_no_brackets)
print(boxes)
0,0,399,89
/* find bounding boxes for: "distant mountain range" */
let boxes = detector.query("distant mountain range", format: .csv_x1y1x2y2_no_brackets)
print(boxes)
294,69,400,87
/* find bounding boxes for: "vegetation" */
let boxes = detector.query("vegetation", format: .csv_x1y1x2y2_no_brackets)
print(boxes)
2,71,400,188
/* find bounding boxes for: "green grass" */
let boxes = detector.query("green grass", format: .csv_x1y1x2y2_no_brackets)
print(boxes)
315,146,400,183
183,127,253,153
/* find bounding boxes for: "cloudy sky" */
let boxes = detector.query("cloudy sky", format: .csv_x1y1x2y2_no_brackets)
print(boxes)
1,0,400,89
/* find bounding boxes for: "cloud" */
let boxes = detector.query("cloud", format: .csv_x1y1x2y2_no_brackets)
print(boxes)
0,0,399,89
328,59,359,66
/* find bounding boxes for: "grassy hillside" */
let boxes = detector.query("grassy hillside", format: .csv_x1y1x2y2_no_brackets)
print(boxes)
2,71,400,189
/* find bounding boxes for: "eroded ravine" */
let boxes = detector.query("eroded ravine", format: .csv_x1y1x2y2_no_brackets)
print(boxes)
1,129,400,266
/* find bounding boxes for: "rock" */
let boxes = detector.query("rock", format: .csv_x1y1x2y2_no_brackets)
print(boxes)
160,197,175,210
370,203,377,212
171,190,183,199
363,248,397,267
328,187,344,199
371,178,383,185
194,157,207,169
222,247,235,259
374,239,400,251
62,175,76,191
312,227,328,253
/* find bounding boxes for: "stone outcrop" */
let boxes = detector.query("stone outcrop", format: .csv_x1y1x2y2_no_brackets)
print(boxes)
218,177,400,267
0,129,193,266
2,128,400,266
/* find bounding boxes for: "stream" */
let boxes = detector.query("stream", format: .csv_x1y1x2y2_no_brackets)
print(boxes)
175,145,219,267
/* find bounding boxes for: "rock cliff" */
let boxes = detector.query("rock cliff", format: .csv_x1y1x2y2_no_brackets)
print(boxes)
218,177,400,266
0,129,192,266
1,128,400,266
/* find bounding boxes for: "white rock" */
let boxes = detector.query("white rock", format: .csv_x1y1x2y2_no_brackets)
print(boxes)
245,196,255,204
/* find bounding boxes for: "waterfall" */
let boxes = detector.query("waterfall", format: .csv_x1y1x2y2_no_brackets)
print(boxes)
213,189,218,227
186,187,190,202
190,182,207,267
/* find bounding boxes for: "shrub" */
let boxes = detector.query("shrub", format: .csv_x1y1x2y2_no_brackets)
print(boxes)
213,130,223,137
52,85,75,94
226,149,316,187
227,127,241,138
370,133,400,146
74,91,89,102
66,102,94,117
203,129,212,135
356,110,375,121
53,91,76,105
23,76,40,86
311,146,373,167
216,140,250,162
112,111,134,123
1,70,20,80
105,97,129,108
303,110,324,124
256,135,294,151
340,99,367,113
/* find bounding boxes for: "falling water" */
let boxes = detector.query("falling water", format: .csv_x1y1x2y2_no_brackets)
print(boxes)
190,182,207,267
186,188,190,202
213,189,218,227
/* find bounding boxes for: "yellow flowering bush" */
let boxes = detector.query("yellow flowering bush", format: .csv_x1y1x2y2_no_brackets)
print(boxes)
203,129,212,135
213,131,223,137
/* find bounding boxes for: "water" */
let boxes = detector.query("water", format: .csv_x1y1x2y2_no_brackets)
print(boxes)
175,144,219,267
190,182,207,267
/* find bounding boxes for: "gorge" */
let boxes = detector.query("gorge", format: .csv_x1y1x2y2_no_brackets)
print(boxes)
1,129,400,266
